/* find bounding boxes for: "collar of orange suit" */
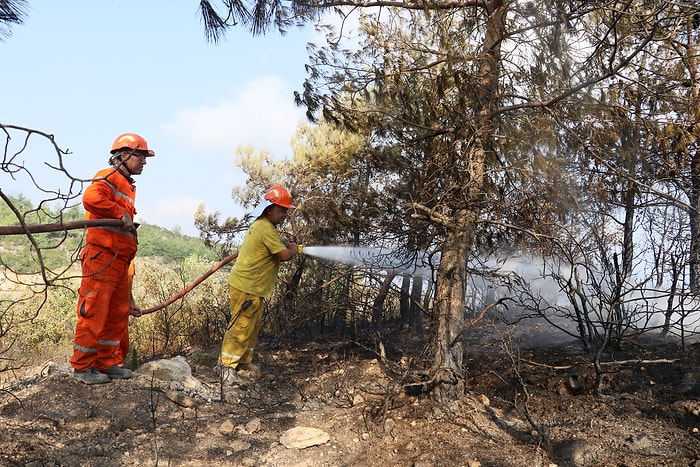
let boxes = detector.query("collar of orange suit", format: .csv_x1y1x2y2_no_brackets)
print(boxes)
110,164,135,185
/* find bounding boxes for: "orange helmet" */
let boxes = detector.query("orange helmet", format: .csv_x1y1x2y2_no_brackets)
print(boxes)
264,185,295,209
110,133,155,157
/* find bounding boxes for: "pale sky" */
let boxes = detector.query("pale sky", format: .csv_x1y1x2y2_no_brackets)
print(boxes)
2,0,316,236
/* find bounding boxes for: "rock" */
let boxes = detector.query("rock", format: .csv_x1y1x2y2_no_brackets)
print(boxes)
219,420,235,434
138,356,193,382
164,389,197,408
280,426,330,449
554,439,592,466
44,362,71,376
384,418,396,434
475,393,490,406
244,417,261,434
231,439,251,452
136,356,203,394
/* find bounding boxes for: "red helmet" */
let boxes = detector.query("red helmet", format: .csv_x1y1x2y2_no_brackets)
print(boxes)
110,133,155,157
264,185,295,209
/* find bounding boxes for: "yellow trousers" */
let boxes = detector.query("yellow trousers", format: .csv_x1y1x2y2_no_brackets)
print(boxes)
219,286,263,368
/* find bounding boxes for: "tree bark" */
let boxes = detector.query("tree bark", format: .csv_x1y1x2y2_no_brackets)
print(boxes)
432,209,477,400
372,272,395,328
399,275,411,329
409,275,423,334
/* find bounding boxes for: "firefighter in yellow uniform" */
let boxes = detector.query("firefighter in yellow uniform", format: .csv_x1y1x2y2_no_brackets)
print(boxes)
218,186,299,382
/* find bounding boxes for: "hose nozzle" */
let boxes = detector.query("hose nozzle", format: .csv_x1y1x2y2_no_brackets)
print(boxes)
298,245,304,255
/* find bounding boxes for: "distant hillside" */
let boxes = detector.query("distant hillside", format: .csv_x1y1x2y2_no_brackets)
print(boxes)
135,222,218,262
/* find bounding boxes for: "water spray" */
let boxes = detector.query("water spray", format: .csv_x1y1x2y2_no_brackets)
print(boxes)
299,245,436,278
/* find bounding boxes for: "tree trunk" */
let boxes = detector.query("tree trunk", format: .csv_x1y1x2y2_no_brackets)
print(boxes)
372,272,395,328
399,275,411,329
409,275,423,334
431,210,476,401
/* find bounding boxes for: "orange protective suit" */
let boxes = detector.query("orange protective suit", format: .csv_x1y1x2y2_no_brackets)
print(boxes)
70,167,138,372
116,260,136,367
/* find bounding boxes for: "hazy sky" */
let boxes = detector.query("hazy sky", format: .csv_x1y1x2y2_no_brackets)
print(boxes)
2,0,316,236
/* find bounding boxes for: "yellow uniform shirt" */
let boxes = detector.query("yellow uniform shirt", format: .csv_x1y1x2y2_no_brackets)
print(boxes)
228,218,287,298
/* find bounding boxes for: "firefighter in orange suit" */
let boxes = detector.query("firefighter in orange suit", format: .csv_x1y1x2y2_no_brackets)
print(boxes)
217,186,299,383
70,133,154,385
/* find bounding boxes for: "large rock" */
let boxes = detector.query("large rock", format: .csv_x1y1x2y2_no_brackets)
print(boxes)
137,355,200,390
279,426,330,449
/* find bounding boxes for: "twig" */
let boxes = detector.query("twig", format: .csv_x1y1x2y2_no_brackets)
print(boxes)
521,358,677,370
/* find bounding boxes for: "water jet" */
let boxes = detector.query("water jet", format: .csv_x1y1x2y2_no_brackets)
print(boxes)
300,245,436,278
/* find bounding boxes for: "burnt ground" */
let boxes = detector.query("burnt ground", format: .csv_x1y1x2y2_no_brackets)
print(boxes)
1,321,700,467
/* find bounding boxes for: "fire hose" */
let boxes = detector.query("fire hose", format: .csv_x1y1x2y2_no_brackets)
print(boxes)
139,245,305,316
137,251,238,316
0,219,239,316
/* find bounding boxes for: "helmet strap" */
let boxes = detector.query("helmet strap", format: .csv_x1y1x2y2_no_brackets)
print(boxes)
111,150,137,173
109,150,137,184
